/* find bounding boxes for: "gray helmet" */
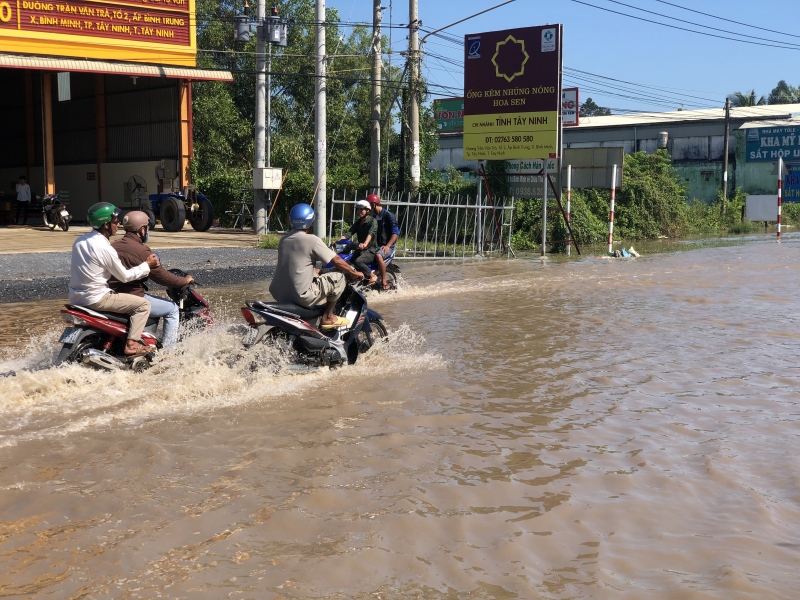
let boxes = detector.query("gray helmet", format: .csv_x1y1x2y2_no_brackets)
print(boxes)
121,211,150,232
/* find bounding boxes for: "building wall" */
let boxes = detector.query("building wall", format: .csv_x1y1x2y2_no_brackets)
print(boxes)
0,70,181,218
0,161,162,219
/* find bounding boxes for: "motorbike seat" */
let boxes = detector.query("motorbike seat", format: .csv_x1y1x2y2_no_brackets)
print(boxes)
249,300,325,320
66,304,159,327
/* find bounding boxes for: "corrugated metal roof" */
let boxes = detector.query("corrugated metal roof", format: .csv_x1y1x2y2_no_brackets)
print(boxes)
0,53,233,82
578,104,800,129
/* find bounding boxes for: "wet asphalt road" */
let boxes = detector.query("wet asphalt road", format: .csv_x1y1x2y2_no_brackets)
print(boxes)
0,247,278,303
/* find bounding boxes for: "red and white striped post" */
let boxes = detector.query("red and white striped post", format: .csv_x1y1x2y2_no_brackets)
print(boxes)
777,157,783,242
566,164,572,257
608,164,617,255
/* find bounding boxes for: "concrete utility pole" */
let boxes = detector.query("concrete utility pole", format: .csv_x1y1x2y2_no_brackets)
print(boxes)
370,0,382,193
253,0,267,234
722,97,730,215
408,0,420,191
313,0,327,238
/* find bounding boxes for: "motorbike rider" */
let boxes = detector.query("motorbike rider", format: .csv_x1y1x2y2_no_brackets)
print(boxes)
108,211,194,347
340,199,378,286
366,193,399,290
68,203,160,357
270,203,364,330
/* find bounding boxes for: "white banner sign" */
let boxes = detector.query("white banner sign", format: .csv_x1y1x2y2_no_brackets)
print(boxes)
562,87,579,127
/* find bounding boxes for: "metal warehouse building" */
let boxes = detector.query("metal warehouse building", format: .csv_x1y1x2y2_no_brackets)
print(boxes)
431,104,800,201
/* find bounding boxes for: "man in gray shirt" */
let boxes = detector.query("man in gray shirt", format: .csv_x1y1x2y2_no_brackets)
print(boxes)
269,203,364,329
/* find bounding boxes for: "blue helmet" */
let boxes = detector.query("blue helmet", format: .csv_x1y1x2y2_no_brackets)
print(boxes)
289,203,315,230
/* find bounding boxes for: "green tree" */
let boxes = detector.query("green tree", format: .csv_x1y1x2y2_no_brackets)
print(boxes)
192,0,408,223
729,89,766,107
580,97,611,117
768,80,799,105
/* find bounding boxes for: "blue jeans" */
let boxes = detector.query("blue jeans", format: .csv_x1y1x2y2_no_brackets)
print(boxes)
145,294,180,347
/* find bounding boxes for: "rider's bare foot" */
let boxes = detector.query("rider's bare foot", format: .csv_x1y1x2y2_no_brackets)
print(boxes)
368,275,378,286
124,340,153,357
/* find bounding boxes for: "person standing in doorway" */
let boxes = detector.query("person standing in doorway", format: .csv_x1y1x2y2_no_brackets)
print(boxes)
15,176,31,226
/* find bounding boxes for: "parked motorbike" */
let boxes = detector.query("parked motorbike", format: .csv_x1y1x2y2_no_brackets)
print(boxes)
39,194,72,231
54,272,212,372
239,284,387,369
325,239,401,291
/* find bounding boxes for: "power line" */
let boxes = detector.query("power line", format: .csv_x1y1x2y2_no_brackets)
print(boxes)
653,0,797,39
604,0,800,48
569,0,800,51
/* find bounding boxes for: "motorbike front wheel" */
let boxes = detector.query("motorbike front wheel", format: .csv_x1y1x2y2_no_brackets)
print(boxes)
45,212,56,230
357,318,388,354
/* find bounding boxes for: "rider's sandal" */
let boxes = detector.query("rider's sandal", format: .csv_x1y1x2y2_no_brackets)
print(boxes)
320,316,350,330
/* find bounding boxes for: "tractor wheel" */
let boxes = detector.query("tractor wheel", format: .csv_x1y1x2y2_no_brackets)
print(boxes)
189,196,214,232
160,197,186,232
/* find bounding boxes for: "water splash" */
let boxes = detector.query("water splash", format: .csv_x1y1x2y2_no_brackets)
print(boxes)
0,319,442,448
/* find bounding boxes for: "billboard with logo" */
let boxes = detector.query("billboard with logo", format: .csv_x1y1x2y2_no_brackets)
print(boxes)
463,24,562,160
562,87,579,127
0,0,196,65
434,97,464,133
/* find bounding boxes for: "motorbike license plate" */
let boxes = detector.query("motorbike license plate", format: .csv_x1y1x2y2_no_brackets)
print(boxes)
60,210,69,217
59,327,81,344
242,327,259,346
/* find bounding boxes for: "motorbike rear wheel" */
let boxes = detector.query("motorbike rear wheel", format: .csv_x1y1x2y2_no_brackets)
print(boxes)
60,217,69,232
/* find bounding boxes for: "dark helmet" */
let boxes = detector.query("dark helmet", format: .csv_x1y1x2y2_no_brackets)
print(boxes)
366,193,381,206
289,203,315,230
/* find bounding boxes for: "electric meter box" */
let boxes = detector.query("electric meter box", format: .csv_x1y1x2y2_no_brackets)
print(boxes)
253,167,283,190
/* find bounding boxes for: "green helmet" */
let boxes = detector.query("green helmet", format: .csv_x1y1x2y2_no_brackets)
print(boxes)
87,202,120,229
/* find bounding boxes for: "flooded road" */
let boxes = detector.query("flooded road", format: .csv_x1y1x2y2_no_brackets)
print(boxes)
1,239,800,598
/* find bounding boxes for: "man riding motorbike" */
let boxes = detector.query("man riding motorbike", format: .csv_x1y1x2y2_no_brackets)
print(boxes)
366,193,399,290
68,203,160,357
109,211,194,347
269,203,364,329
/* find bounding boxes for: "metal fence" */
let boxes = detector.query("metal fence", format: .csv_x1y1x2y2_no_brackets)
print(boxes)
328,190,516,259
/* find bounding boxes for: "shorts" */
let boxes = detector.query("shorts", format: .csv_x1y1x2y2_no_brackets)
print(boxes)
376,247,395,261
305,271,346,306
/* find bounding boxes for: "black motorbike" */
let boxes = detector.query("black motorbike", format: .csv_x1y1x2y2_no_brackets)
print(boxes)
239,284,387,369
40,194,72,231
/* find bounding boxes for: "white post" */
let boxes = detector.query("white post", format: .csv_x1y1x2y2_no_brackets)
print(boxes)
253,0,267,234
566,164,572,257
778,157,783,242
313,0,327,238
608,164,617,255
541,161,548,257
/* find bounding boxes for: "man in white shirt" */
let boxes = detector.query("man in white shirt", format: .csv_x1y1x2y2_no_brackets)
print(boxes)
15,175,31,225
69,202,160,356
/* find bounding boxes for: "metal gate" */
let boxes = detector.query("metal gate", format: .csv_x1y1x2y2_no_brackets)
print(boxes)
328,190,515,259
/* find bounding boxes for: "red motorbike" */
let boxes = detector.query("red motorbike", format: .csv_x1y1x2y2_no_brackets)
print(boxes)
54,271,211,372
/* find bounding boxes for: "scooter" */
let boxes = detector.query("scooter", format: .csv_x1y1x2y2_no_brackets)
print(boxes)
239,284,387,369
40,194,72,231
326,239,401,291
54,271,211,372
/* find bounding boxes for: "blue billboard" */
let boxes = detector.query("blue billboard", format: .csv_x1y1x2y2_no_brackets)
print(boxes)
745,126,800,162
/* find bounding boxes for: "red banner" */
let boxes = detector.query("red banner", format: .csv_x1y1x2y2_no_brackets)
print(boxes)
0,0,191,47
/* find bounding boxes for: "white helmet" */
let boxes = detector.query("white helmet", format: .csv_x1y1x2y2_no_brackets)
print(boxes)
355,199,371,210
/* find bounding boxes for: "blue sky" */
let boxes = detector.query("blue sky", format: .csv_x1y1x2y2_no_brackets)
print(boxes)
328,0,798,113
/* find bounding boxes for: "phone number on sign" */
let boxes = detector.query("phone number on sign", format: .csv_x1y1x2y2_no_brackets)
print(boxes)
484,135,535,143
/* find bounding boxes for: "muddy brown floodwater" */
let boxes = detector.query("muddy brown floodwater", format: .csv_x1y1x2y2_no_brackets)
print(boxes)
1,239,799,598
